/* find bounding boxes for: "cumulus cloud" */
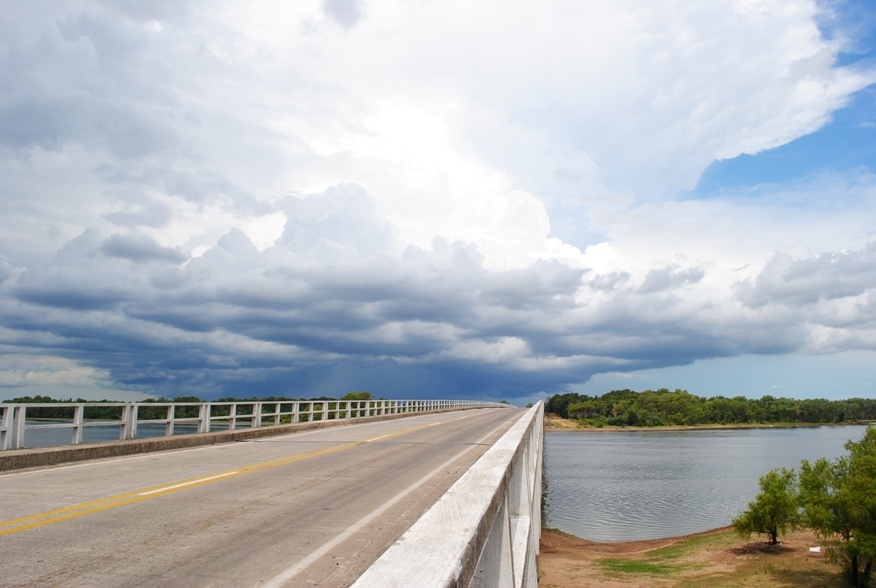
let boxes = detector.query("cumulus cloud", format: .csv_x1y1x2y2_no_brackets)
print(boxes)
0,0,875,401
735,243,876,307
638,266,706,294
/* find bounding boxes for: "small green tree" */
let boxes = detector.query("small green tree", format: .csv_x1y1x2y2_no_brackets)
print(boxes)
733,467,799,545
801,426,876,587
341,391,372,401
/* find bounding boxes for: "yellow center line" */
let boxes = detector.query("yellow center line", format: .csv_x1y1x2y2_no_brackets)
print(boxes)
0,412,477,537
137,472,240,496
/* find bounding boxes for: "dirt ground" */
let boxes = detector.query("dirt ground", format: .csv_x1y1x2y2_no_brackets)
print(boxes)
538,527,844,587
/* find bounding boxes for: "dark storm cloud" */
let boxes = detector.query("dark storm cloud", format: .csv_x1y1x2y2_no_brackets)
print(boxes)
0,205,601,398
3,165,875,401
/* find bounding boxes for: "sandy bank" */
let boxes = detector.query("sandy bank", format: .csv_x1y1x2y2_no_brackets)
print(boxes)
538,526,838,587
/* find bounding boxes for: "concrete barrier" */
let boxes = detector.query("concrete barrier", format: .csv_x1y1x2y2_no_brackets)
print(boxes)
351,401,544,588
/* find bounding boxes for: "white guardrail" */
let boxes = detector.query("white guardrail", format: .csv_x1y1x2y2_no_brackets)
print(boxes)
0,399,507,451
352,401,544,588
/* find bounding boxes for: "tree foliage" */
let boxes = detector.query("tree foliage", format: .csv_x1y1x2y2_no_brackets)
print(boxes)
341,391,373,400
733,468,799,545
546,389,876,426
733,426,876,586
799,428,876,587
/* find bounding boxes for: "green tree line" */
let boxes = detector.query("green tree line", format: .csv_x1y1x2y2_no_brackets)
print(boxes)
547,389,876,427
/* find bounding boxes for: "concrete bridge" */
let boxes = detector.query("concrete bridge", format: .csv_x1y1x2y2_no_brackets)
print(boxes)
0,400,543,587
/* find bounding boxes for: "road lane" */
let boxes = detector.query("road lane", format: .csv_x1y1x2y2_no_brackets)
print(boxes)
0,408,522,587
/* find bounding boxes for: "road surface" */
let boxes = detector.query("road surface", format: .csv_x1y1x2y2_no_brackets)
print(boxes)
0,408,522,587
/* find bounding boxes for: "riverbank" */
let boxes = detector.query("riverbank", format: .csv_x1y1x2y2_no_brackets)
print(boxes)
538,527,840,587
544,413,869,431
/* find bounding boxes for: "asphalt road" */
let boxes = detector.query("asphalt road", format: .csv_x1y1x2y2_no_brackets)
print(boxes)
0,407,523,587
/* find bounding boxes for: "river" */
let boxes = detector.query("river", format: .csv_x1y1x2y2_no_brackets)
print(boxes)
543,425,869,542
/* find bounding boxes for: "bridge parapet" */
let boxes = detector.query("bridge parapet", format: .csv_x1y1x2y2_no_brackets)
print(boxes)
352,401,543,588
0,399,506,451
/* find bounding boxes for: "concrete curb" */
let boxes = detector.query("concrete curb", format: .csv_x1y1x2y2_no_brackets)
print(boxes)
0,410,453,472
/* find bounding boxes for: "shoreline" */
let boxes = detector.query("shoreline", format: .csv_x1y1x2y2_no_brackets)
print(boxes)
544,414,871,432
541,524,735,552
538,525,835,587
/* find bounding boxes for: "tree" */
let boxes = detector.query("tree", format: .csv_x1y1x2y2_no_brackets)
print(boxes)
801,426,876,587
733,467,799,545
341,391,372,400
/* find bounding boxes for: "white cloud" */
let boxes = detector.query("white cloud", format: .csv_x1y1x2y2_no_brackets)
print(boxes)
0,0,874,401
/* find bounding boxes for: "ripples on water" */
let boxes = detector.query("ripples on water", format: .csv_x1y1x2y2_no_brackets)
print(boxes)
543,426,868,542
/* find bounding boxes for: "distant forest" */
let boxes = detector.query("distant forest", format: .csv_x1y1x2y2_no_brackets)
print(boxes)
546,389,876,427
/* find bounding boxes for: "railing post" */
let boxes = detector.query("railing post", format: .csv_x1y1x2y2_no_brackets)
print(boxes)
253,402,262,427
166,405,175,436
130,404,139,439
292,401,300,424
199,403,211,433
1,405,12,450
119,404,131,440
72,404,84,445
12,405,26,449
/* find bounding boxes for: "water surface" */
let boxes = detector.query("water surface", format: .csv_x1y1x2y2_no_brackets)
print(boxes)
543,426,867,542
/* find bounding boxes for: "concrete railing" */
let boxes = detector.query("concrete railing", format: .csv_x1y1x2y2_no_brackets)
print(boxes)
0,399,507,451
352,401,544,588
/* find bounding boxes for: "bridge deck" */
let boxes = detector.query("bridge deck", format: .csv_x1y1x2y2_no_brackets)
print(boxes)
0,408,521,587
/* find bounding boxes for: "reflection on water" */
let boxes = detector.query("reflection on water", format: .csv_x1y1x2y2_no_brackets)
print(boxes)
543,426,867,542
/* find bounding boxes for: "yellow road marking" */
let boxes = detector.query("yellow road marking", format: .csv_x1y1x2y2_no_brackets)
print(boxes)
0,412,478,537
137,472,240,496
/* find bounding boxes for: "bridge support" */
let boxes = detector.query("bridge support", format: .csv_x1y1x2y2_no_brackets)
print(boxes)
352,402,543,588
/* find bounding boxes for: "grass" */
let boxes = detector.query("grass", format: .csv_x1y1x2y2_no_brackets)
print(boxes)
599,559,675,575
649,534,729,559
596,531,716,578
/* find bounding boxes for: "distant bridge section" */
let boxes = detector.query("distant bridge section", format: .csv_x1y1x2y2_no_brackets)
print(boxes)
0,399,507,470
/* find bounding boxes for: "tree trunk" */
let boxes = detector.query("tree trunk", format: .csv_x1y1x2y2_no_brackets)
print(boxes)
861,559,872,588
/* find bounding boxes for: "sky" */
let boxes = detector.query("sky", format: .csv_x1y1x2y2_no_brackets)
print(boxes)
1,0,876,405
